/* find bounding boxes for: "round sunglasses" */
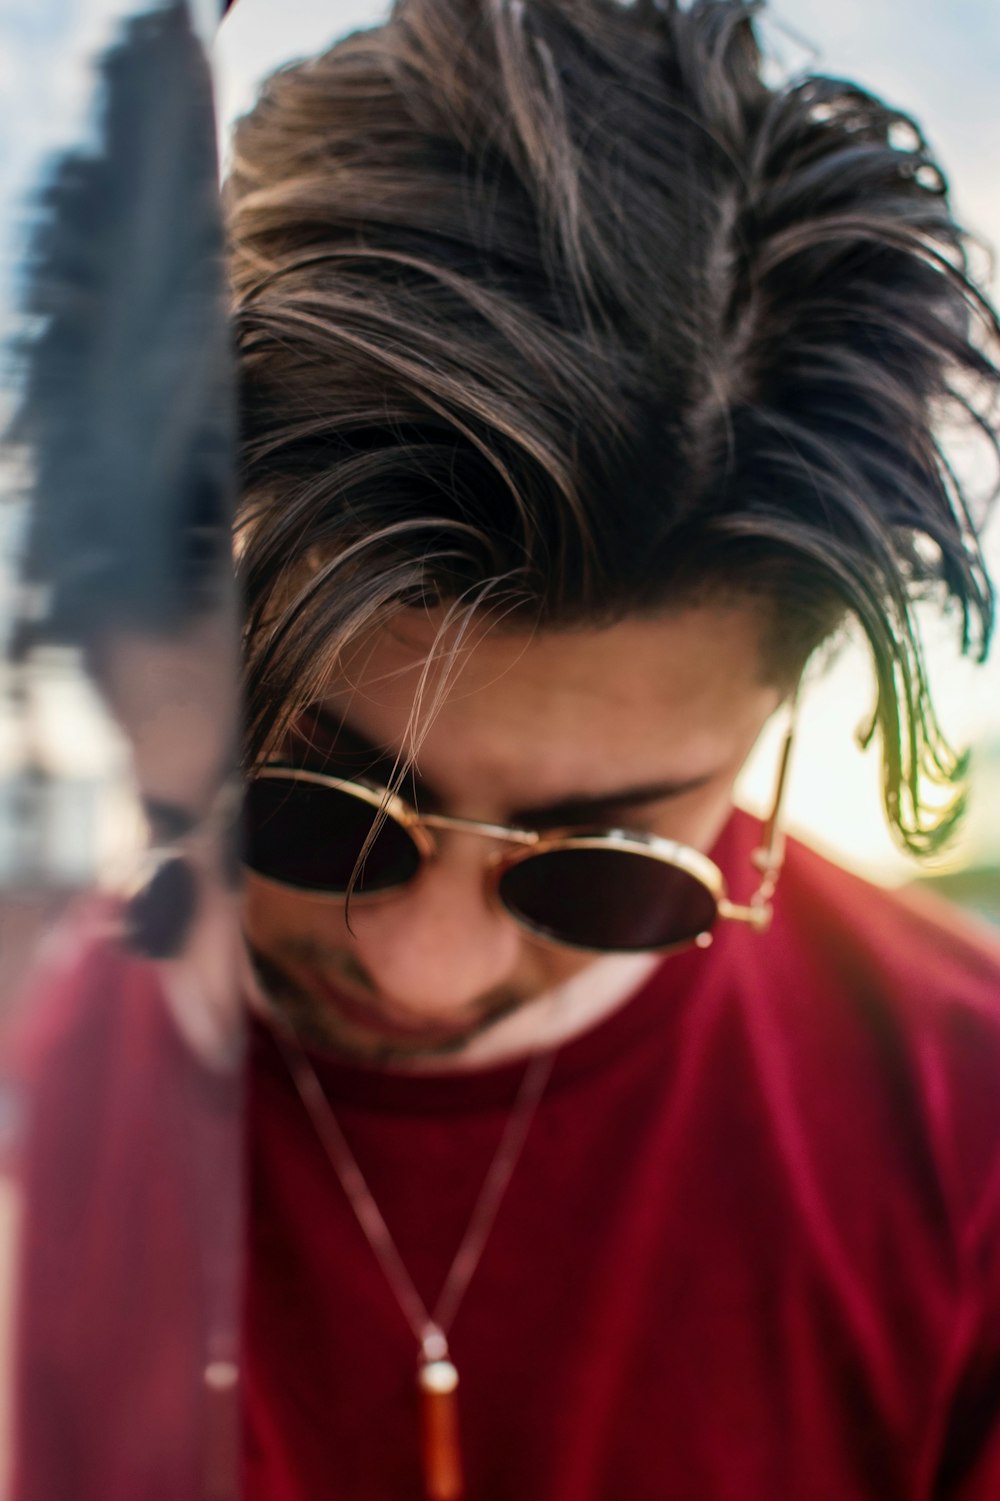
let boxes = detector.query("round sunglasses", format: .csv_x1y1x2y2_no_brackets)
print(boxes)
243,708,796,955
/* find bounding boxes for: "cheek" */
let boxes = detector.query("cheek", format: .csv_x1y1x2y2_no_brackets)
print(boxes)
242,876,348,951
526,942,599,992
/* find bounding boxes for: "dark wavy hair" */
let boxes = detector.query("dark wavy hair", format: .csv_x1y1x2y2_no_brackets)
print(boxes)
225,0,999,854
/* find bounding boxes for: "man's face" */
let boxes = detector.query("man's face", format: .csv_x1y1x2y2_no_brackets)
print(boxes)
243,603,783,1065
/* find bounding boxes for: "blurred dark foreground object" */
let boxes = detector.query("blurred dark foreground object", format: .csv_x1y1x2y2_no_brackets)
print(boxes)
0,1,243,1497
2,0,240,955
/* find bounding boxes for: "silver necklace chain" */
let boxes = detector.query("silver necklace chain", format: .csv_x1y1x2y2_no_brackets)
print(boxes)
276,1030,557,1361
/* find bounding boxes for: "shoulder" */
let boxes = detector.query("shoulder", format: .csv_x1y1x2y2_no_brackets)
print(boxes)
1,899,172,1163
745,820,1000,1239
776,824,1000,1009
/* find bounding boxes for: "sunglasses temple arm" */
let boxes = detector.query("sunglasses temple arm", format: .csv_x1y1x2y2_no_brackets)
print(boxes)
740,691,799,927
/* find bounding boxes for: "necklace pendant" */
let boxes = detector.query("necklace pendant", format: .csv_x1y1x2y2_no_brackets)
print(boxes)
417,1348,463,1501
282,1044,555,1501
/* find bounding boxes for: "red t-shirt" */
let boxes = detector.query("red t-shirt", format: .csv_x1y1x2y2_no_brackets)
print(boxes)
6,813,1000,1499
243,811,1000,1501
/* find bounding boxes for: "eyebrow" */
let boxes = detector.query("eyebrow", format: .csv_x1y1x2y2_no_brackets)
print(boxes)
295,707,716,827
292,710,411,787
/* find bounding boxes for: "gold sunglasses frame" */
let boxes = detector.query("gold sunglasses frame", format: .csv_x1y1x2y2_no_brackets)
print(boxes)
245,702,796,956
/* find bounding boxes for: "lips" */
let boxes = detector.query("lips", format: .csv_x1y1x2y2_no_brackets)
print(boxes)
304,967,478,1046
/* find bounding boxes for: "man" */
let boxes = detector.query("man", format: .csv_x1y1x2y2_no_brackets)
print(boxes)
222,0,1000,1497
7,0,1000,1497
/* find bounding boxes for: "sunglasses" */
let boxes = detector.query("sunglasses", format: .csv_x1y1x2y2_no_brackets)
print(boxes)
243,706,796,956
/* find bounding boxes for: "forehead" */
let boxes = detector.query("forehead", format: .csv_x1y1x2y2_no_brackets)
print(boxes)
321,603,781,804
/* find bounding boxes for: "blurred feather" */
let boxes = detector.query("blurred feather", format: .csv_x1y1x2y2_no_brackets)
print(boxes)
8,0,234,653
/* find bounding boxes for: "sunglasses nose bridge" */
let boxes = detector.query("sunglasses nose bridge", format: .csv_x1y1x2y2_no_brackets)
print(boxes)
403,815,540,902
416,811,540,849
421,842,549,943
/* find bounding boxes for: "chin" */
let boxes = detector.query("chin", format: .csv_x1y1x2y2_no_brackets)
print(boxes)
296,1003,499,1067
248,945,520,1065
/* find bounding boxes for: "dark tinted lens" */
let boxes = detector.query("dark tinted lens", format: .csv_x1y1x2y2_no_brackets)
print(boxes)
498,845,718,951
244,777,421,893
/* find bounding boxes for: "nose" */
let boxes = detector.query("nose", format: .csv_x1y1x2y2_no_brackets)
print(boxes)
344,832,525,1019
